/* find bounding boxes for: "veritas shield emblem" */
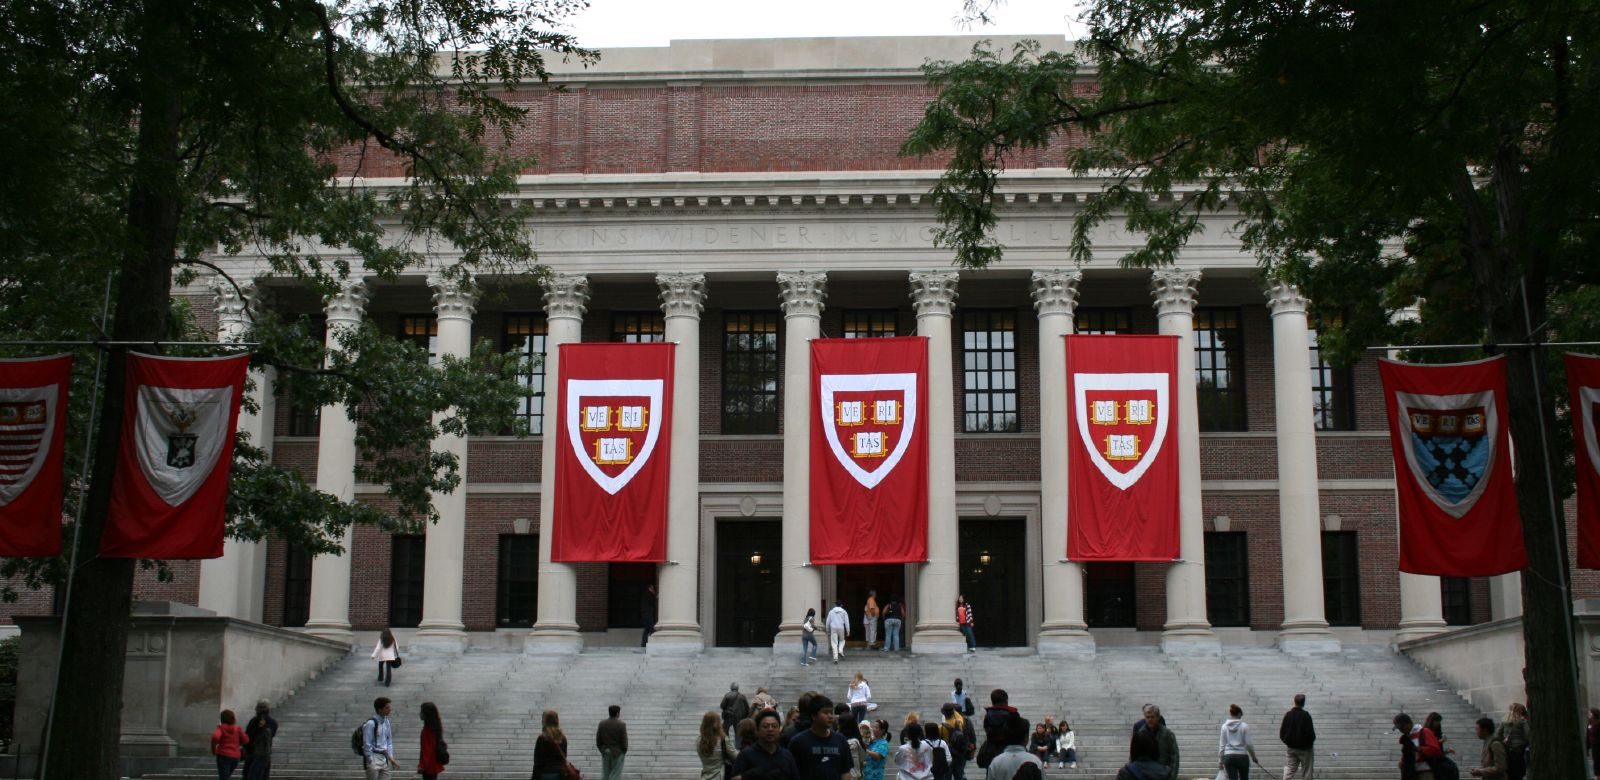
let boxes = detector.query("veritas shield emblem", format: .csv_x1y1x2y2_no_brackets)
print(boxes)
819,373,918,489
135,384,234,506
564,379,664,496
1073,372,1170,491
1396,390,1498,518
0,387,57,505
1581,386,1600,481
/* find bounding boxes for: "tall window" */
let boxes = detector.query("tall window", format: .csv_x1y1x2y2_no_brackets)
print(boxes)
1442,577,1474,625
286,321,326,436
399,315,438,362
611,312,665,343
1322,531,1361,626
1194,308,1246,431
961,309,1020,433
282,543,312,627
497,535,539,628
843,309,897,338
389,535,426,628
504,315,548,434
1204,532,1251,627
722,312,780,434
1309,316,1355,431
1074,307,1131,335
608,562,656,628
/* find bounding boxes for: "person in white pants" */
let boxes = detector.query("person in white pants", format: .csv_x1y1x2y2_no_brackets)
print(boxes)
825,601,850,662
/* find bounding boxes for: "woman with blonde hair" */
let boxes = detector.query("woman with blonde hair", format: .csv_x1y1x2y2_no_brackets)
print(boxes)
697,711,736,780
531,710,568,780
1496,702,1530,780
848,671,873,725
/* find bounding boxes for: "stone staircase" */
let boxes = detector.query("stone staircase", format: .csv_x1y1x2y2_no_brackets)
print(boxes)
143,645,1486,779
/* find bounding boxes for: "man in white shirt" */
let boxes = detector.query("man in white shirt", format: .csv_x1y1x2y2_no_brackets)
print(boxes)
825,601,850,663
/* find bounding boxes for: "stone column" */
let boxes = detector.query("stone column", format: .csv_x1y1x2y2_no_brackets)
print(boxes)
1388,304,1447,642
649,273,708,654
775,272,826,651
1031,270,1094,654
304,280,368,644
527,274,590,654
1490,573,1524,621
909,270,967,654
198,279,272,622
412,272,477,652
1266,280,1340,653
1150,268,1220,654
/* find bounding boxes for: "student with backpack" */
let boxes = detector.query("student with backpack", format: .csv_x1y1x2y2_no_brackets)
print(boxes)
893,722,936,780
356,697,399,780
924,723,954,780
940,704,973,780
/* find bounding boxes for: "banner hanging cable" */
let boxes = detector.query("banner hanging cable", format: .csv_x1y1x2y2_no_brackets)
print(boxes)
0,340,256,348
1365,340,1600,352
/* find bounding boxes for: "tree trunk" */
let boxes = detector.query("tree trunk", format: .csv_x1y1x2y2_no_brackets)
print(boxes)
1502,306,1586,780
40,3,186,778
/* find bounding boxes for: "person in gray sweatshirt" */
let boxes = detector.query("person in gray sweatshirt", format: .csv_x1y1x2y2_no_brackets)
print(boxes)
1219,704,1260,780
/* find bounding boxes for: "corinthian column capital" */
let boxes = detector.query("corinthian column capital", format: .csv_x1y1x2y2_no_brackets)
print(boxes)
429,271,478,322
1265,279,1309,317
1030,269,1083,318
542,274,590,322
210,278,266,338
323,279,369,325
657,273,708,319
1150,268,1202,318
910,270,959,317
777,271,827,319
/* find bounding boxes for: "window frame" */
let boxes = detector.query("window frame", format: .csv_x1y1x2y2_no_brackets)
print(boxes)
960,308,1021,433
720,310,781,435
1204,531,1251,627
388,534,426,628
610,311,666,343
1193,307,1247,432
1309,315,1356,431
282,543,312,627
1073,307,1132,335
1321,530,1361,626
398,314,439,361
503,314,549,435
496,534,539,628
842,309,898,338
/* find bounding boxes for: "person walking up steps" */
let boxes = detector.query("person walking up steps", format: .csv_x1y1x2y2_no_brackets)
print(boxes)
242,700,276,780
790,695,855,780
531,710,569,780
848,672,872,726
895,722,935,780
211,709,248,780
826,601,850,663
882,596,905,652
723,684,752,740
801,608,819,666
596,704,628,780
1219,704,1261,780
864,590,881,650
371,629,400,687
1279,693,1315,780
699,712,738,780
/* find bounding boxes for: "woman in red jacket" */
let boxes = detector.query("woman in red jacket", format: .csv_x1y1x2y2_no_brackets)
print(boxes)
210,709,249,780
418,701,446,780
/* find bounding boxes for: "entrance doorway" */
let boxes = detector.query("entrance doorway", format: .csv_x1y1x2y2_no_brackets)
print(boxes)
1084,562,1137,627
715,520,782,647
834,564,906,648
958,518,1027,647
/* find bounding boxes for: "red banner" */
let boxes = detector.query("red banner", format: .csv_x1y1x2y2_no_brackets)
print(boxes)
104,353,249,559
552,342,674,562
809,337,928,564
1380,357,1525,576
0,355,73,557
1064,335,1180,561
1566,353,1600,569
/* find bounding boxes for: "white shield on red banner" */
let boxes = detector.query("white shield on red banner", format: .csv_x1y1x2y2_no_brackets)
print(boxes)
564,379,665,496
0,387,58,505
1395,390,1500,519
819,373,918,490
1581,386,1600,482
1072,372,1169,491
135,384,236,507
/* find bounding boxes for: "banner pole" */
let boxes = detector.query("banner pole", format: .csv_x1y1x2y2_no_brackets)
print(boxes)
38,273,114,780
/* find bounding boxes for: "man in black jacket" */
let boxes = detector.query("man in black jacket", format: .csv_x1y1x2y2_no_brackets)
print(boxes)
1279,693,1316,779
976,688,1019,768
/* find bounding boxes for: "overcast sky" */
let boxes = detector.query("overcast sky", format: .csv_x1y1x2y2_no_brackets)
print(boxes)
567,0,1087,49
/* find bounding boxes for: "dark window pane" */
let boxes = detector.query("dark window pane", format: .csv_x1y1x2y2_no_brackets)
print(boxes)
1194,308,1246,431
843,309,897,338
608,562,656,628
504,314,549,435
1204,532,1250,627
399,315,438,361
283,543,312,627
1321,531,1361,626
1309,315,1355,431
1442,577,1473,626
389,535,426,628
1075,308,1131,335
611,312,666,343
722,311,780,434
497,535,539,628
961,309,1021,433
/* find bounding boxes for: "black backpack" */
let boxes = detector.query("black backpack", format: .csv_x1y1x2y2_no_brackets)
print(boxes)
351,717,377,756
945,723,969,759
928,738,952,780
883,602,900,620
435,731,450,766
1011,762,1044,780
962,695,975,717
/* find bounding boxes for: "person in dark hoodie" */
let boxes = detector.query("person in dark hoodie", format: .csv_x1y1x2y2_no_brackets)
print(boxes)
1117,729,1172,780
976,689,1020,768
1279,693,1316,779
780,692,816,750
1139,704,1179,778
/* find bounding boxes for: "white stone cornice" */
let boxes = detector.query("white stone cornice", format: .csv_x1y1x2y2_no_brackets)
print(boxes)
323,279,369,325
542,274,590,321
657,272,707,319
1030,269,1083,318
1150,267,1202,319
429,271,478,322
909,270,959,317
776,271,827,319
1265,279,1309,318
